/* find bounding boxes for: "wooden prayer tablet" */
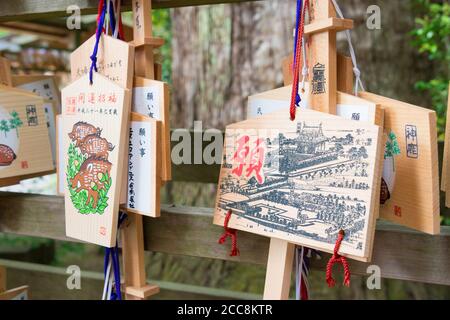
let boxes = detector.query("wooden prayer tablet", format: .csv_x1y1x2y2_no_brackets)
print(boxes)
0,57,12,87
56,114,64,195
133,76,171,181
359,92,440,235
70,34,134,89
61,73,131,247
214,109,383,262
0,285,29,300
12,76,60,165
13,75,61,113
0,85,54,182
247,85,383,126
122,112,161,217
442,83,450,206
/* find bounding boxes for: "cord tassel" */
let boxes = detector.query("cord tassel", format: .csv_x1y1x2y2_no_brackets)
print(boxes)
218,210,240,257
325,230,351,287
289,0,310,120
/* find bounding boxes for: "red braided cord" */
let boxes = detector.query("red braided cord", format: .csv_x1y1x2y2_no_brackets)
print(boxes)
289,0,309,121
300,276,309,300
325,230,351,287
96,0,105,32
218,210,240,257
118,12,125,40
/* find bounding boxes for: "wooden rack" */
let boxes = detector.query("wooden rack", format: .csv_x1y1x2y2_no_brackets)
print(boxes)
1,135,449,287
0,0,449,299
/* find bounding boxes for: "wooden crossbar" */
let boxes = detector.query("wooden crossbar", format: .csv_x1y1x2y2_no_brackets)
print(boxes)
0,0,264,22
0,192,449,286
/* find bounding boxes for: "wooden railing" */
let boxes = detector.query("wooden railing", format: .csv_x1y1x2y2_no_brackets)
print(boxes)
0,191,449,286
0,0,264,22
0,133,449,288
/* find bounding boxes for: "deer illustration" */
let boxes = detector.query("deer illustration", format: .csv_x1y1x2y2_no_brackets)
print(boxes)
71,157,112,208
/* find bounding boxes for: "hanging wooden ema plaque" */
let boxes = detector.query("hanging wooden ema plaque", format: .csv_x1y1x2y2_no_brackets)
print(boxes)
214,108,383,261
13,75,60,167
441,83,450,207
125,112,161,217
0,85,54,183
58,11,134,197
13,75,61,112
132,77,170,182
214,0,385,300
61,73,131,247
247,85,383,127
358,91,440,234
70,33,134,89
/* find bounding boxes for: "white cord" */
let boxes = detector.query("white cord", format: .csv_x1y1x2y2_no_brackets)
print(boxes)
102,257,112,300
106,273,113,300
300,36,308,92
113,0,121,39
105,0,111,36
331,0,365,95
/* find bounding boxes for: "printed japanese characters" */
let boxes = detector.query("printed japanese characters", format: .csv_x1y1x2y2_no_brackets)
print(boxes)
132,77,171,181
0,85,54,180
125,113,161,217
214,109,383,261
61,73,131,247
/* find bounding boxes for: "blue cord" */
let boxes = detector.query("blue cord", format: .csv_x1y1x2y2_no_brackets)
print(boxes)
292,0,303,106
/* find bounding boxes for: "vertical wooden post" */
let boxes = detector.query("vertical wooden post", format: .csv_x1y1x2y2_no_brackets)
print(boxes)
132,0,155,79
0,266,6,294
306,0,353,114
307,1,337,114
263,0,353,300
442,83,450,206
121,0,159,300
337,54,353,94
282,52,354,94
263,239,295,300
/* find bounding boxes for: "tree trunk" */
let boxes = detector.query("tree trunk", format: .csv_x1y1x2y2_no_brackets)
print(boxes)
171,0,437,131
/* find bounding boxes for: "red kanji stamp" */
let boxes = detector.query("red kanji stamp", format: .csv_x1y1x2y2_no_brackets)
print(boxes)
21,161,28,169
394,205,402,217
231,135,265,184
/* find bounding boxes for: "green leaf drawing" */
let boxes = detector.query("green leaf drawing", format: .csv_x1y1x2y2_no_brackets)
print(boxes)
384,131,401,161
66,142,112,215
0,119,10,137
0,111,23,138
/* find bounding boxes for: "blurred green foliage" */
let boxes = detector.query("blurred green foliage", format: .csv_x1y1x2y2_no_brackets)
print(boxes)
411,0,450,139
0,234,51,249
152,9,172,84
